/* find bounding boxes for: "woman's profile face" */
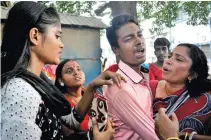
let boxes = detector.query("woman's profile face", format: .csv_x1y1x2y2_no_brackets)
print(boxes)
35,23,64,65
162,46,193,84
61,61,85,88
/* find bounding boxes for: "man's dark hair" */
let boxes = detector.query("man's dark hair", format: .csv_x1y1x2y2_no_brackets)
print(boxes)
154,37,170,50
106,14,139,48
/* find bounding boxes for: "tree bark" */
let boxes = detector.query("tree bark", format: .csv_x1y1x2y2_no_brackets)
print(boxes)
109,1,137,20
95,1,138,21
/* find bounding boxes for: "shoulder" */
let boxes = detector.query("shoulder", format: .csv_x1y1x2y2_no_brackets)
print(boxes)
149,63,154,68
2,78,41,101
1,78,42,140
104,80,136,101
105,64,118,72
1,78,42,116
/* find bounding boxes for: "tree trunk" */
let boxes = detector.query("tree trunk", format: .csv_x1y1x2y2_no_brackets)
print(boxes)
109,1,137,21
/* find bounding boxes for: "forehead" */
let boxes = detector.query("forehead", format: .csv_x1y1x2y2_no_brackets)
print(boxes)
46,23,62,33
154,45,168,49
116,22,140,38
172,46,191,59
63,61,79,69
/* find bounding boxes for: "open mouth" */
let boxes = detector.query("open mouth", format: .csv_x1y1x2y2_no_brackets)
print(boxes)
75,77,82,80
163,67,169,72
134,48,145,57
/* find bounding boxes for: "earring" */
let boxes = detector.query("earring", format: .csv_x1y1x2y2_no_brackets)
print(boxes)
60,82,64,86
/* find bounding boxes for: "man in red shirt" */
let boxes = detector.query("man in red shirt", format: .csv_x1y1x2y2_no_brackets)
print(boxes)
149,37,170,80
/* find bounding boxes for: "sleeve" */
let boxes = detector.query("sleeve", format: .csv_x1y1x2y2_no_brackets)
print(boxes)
1,78,42,140
61,107,80,130
112,90,159,140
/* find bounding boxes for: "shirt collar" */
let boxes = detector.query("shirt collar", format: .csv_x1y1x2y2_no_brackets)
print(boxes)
118,60,143,83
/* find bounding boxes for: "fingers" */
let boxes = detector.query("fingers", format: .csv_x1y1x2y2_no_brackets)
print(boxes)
106,120,113,131
103,71,126,87
154,113,159,121
170,112,178,122
112,75,121,87
89,71,127,90
158,108,166,115
92,117,99,134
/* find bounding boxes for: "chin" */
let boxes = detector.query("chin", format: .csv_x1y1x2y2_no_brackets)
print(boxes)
162,75,169,81
158,59,165,62
53,59,60,65
139,57,146,64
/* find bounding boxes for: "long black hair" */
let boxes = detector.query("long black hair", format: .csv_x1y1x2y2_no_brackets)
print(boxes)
1,1,60,86
1,1,72,118
55,59,71,93
177,43,211,97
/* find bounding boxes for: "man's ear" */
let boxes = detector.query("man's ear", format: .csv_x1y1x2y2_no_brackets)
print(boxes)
112,47,120,56
29,27,41,46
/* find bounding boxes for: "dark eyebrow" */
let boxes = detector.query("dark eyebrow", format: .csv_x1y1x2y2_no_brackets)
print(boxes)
123,34,133,39
175,53,188,61
123,29,142,39
137,30,142,34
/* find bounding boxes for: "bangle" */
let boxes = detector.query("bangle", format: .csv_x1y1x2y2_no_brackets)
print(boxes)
189,131,197,140
167,137,180,140
184,132,189,140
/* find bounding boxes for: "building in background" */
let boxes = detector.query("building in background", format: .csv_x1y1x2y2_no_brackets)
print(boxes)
141,10,211,63
1,6,107,85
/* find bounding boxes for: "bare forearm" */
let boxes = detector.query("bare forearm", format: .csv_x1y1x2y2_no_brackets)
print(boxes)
75,85,95,118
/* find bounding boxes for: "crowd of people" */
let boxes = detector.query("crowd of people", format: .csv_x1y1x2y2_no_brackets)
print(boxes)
1,1,211,140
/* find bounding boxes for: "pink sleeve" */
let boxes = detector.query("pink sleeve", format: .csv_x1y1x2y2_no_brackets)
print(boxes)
112,90,159,140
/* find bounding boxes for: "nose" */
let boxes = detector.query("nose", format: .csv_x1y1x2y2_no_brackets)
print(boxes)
160,49,164,55
73,69,79,76
60,41,64,49
165,57,171,65
135,36,145,47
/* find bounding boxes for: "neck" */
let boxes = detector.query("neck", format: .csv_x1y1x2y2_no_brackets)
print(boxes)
165,81,186,95
66,86,82,98
130,65,141,74
154,61,163,68
27,55,44,77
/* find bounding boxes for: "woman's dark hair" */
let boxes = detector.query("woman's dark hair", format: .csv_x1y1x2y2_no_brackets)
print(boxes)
1,1,60,76
55,59,80,93
177,43,211,97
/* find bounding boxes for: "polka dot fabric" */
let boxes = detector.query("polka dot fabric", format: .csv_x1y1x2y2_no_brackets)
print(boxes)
1,78,42,140
1,78,80,140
